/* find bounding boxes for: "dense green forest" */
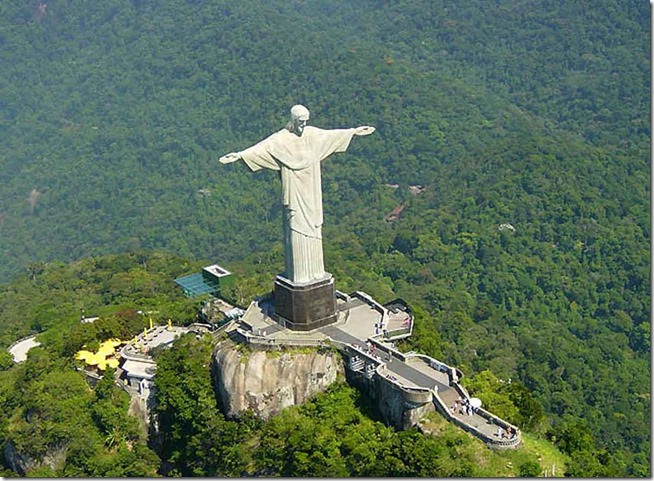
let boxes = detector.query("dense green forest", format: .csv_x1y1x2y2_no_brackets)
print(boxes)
0,0,649,477
0,251,566,477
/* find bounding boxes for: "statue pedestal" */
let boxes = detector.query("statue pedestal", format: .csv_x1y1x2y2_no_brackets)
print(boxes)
273,274,337,331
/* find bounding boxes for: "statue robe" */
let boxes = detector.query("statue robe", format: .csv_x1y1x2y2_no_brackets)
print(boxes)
238,126,356,284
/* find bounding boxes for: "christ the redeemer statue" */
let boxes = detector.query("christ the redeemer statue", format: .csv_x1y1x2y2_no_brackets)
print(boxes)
219,105,375,285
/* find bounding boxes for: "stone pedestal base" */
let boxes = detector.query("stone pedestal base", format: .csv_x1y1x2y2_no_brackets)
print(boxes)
273,274,337,331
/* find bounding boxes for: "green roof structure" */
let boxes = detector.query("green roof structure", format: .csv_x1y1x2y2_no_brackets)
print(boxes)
174,264,235,298
174,273,218,297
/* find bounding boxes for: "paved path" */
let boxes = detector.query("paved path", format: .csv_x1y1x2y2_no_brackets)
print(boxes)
321,325,363,346
237,297,518,446
9,336,41,363
385,357,450,391
321,310,511,442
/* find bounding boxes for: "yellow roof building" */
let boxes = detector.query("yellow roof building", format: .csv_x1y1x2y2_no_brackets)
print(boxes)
75,338,123,371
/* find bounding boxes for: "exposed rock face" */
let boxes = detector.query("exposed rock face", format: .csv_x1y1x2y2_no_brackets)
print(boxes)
212,341,345,420
3,440,68,476
128,395,151,439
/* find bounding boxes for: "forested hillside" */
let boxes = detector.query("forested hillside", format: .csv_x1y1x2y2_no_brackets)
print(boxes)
0,251,565,477
0,0,649,477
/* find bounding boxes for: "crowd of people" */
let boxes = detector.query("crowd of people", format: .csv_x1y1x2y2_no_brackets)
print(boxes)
450,396,477,417
496,425,517,440
450,396,518,440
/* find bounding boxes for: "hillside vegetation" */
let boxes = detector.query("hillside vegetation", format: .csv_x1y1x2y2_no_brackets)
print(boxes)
0,0,649,477
0,251,564,477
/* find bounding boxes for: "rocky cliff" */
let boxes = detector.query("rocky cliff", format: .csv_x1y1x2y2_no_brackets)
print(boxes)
211,341,345,420
2,440,68,476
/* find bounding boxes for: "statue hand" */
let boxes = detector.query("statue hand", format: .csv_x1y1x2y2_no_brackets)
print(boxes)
219,152,241,164
354,126,376,136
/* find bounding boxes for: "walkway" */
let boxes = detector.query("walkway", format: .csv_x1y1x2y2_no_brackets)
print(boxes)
234,294,521,448
9,336,41,363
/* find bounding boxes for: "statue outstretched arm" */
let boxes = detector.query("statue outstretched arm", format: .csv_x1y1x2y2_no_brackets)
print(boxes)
354,126,375,136
219,152,242,164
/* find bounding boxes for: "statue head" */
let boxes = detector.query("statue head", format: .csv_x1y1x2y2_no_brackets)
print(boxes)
288,104,310,136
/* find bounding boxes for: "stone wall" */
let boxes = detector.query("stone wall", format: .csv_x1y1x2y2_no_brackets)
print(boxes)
344,364,435,431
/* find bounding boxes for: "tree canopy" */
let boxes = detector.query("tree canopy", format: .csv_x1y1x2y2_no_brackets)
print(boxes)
0,0,649,477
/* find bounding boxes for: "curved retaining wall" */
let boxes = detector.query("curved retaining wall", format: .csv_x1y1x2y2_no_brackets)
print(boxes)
399,352,521,449
436,400,522,449
232,323,521,448
433,372,522,449
120,344,157,363
393,384,432,405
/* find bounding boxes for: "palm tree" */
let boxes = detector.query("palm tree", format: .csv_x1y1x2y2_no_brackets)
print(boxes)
105,427,125,451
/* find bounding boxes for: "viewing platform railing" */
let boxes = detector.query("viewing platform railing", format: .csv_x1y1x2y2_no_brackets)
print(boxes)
227,311,521,449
